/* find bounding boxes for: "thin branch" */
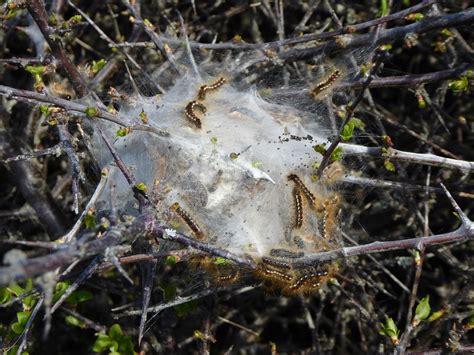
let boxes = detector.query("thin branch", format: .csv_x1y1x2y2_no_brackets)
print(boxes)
279,7,474,62
0,84,168,136
340,143,474,172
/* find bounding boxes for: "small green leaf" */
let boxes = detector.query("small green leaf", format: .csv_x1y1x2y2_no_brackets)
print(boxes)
85,106,99,118
83,213,96,229
330,147,343,162
66,290,93,305
92,333,111,352
139,109,149,124
428,309,444,322
165,255,178,265
108,324,123,340
252,161,263,168
379,317,399,338
210,136,218,145
134,182,147,192
313,144,327,155
380,0,388,17
91,59,107,74
214,257,231,265
116,127,130,137
413,295,431,325
0,287,12,304
65,315,85,328
24,65,45,76
448,76,469,93
340,122,355,141
384,159,396,172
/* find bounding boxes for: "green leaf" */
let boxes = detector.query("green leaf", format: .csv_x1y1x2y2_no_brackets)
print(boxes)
53,281,70,302
65,315,85,328
448,76,469,93
428,309,444,322
83,213,96,229
313,144,326,155
108,324,123,340
92,333,111,352
384,159,396,172
414,295,431,325
340,122,354,141
214,257,231,265
11,311,31,334
24,65,45,76
380,0,388,16
85,106,99,118
116,127,130,137
330,147,343,162
165,255,178,265
66,290,93,305
210,136,218,145
0,287,12,304
91,59,107,74
134,182,148,192
379,317,399,338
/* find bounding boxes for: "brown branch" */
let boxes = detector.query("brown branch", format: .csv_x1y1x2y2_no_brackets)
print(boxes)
143,0,436,51
279,7,474,62
27,0,89,97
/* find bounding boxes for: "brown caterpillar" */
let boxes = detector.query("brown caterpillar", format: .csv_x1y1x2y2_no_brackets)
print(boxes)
185,100,207,128
288,270,329,292
288,174,316,206
321,194,341,240
198,77,226,100
292,187,304,229
171,202,204,239
256,265,292,283
310,69,342,98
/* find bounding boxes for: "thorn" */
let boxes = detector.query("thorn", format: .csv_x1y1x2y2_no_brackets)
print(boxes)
440,183,471,227
105,247,134,285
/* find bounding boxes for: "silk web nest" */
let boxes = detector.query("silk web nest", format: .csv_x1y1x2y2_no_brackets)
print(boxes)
88,45,372,295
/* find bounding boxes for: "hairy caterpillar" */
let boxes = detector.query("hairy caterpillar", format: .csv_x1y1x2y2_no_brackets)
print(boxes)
198,77,226,100
171,202,204,239
184,100,207,128
310,69,342,98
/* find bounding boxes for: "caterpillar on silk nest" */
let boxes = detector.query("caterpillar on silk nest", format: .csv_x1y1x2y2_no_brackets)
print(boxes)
88,45,372,295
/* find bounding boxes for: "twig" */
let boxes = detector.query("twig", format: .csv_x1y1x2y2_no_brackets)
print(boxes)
278,7,474,62
57,167,109,244
340,143,474,172
17,297,44,355
115,287,216,317
27,0,89,96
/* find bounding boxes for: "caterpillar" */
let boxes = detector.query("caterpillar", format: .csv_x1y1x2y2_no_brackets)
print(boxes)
288,270,329,292
261,256,292,270
171,202,204,239
198,77,226,100
288,174,316,206
257,265,292,283
310,69,342,98
292,187,304,229
185,100,207,128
